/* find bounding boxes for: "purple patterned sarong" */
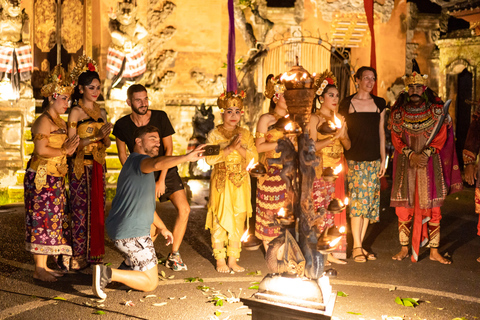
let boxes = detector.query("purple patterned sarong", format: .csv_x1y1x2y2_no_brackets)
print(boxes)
68,164,106,270
24,170,72,256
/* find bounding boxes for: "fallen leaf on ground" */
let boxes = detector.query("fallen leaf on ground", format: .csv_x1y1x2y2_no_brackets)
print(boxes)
347,311,362,315
144,294,157,298
153,302,167,307
389,286,396,292
124,300,135,307
394,297,419,307
179,296,187,300
93,310,105,315
53,296,66,301
337,291,348,297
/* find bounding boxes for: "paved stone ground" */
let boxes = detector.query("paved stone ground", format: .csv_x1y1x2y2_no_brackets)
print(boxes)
0,184,479,320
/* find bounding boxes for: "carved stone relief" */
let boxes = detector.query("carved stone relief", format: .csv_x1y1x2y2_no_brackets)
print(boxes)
61,0,83,53
34,0,57,53
317,0,395,23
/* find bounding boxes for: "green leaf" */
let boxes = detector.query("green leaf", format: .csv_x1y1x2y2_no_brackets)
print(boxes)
104,263,112,266
198,278,204,282
247,270,262,276
160,271,166,278
347,311,362,315
53,296,66,301
215,299,224,307
250,281,260,285
248,285,259,290
93,310,105,315
395,297,419,307
215,310,222,316
337,291,349,297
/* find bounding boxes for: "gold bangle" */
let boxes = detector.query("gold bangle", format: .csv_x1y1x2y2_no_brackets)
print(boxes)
89,137,98,143
60,147,67,155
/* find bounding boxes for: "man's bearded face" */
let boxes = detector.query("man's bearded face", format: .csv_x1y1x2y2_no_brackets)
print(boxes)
408,84,425,103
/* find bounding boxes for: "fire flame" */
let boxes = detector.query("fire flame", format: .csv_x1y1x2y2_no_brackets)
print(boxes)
246,159,256,171
277,208,286,217
328,121,335,129
240,230,250,242
333,113,342,128
329,236,342,248
344,197,349,205
285,122,293,131
333,164,342,175
337,199,344,207
280,73,297,82
339,226,346,233
302,73,307,79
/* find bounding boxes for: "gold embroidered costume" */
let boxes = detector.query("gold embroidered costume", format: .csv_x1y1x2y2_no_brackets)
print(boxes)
205,125,257,258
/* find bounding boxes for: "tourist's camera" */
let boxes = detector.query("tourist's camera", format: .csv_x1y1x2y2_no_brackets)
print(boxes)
203,145,220,156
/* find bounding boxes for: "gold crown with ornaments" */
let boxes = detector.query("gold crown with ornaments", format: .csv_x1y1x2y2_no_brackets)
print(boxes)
217,90,246,111
41,64,75,98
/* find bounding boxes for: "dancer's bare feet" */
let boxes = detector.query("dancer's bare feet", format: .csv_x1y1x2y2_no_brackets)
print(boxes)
429,248,451,264
327,253,347,265
33,268,57,282
45,267,64,277
227,257,245,273
392,246,409,261
216,259,230,273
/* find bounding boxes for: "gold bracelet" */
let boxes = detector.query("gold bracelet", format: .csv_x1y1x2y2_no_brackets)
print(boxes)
89,137,98,143
60,147,67,155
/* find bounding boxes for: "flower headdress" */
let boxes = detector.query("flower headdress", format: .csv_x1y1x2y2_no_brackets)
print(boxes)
314,70,337,96
41,64,75,98
402,59,428,89
217,90,246,113
70,55,98,85
264,75,286,101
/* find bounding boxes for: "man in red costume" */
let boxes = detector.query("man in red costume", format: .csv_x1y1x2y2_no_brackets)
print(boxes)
389,61,462,264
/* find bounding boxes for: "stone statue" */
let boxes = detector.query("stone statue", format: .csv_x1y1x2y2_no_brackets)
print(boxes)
0,0,33,98
187,103,215,178
105,0,148,99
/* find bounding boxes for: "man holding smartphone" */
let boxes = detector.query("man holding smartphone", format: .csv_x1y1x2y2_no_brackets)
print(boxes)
113,84,190,271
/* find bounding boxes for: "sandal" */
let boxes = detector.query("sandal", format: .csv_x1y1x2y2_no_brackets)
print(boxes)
352,247,366,263
362,249,377,261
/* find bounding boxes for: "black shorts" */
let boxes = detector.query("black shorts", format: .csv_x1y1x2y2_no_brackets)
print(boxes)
155,167,185,202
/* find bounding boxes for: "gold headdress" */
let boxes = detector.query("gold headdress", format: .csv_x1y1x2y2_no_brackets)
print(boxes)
264,75,286,100
41,64,75,97
217,90,246,111
314,70,337,96
70,55,98,85
402,59,428,87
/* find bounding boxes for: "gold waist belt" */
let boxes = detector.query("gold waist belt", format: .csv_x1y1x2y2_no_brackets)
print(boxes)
73,144,106,179
214,162,247,192
29,155,67,191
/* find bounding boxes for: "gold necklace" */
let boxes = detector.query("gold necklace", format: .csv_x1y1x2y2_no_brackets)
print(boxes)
78,99,101,121
44,111,66,131
218,124,241,140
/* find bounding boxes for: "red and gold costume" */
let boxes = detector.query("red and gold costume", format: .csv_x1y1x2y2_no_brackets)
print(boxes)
390,79,464,262
463,109,480,236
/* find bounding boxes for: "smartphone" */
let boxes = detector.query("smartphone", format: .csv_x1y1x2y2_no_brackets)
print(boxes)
203,145,220,156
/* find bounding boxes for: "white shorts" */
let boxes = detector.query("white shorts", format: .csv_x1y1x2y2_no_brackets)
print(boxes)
114,236,157,272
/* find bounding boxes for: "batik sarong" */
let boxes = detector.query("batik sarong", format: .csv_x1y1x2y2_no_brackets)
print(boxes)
24,170,72,256
255,166,285,242
69,163,106,269
347,159,381,222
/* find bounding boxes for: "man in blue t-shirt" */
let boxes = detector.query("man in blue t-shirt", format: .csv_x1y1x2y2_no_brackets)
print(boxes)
93,125,204,299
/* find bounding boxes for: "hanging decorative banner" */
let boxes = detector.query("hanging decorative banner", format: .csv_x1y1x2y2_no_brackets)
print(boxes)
364,0,377,95
227,0,237,92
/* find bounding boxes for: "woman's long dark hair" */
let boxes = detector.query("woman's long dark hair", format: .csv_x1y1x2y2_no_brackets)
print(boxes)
71,70,100,104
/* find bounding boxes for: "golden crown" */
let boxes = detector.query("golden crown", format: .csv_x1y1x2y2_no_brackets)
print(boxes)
264,75,286,99
314,70,337,96
403,71,428,86
217,91,246,110
70,55,98,85
41,64,75,97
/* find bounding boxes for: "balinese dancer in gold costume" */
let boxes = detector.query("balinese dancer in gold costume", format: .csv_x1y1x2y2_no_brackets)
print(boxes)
67,56,113,270
255,75,290,252
24,65,79,281
205,91,258,273
390,60,462,264
309,70,350,265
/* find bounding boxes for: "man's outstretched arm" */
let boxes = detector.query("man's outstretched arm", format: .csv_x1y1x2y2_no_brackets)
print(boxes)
140,144,205,174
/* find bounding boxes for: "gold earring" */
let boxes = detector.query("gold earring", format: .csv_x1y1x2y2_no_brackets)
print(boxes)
80,90,84,94
49,100,54,105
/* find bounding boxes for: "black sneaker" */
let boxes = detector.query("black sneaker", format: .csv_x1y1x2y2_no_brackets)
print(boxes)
93,264,112,299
